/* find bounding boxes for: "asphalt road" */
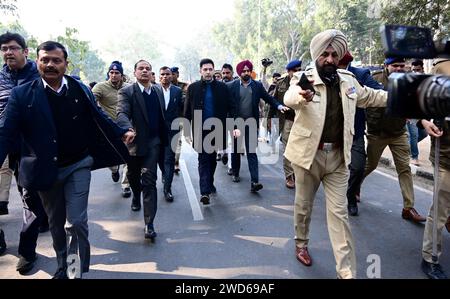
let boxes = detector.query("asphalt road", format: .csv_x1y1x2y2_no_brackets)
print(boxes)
0,142,448,279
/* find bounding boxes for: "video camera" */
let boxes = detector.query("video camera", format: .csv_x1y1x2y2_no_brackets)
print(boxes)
262,58,273,68
380,24,450,119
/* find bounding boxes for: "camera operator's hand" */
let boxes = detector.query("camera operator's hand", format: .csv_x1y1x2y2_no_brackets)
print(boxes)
421,119,443,138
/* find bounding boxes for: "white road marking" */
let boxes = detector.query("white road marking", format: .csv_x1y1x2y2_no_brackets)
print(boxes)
374,170,433,195
180,159,204,221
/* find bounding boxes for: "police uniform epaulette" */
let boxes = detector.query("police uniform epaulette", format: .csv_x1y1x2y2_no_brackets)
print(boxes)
433,58,450,67
337,69,356,78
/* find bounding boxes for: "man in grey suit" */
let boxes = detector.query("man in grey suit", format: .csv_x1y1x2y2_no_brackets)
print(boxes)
117,60,168,241
156,67,183,202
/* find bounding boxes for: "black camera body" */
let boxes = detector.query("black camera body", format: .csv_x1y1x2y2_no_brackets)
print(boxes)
262,58,273,68
381,25,450,119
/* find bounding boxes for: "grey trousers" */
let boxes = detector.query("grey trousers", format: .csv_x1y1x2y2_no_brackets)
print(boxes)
38,156,93,274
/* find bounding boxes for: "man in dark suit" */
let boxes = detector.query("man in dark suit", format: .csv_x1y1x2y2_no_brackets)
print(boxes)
0,41,132,279
227,60,289,192
337,52,383,216
156,66,183,202
184,58,239,205
117,60,168,240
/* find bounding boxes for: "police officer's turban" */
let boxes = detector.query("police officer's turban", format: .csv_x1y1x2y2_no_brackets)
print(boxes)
310,29,348,62
236,60,254,76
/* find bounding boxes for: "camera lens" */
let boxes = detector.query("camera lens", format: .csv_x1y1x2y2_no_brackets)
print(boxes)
418,75,450,118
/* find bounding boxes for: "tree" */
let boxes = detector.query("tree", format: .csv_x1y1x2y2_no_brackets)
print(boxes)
0,0,17,15
101,24,161,76
381,0,450,40
55,27,106,82
0,20,39,60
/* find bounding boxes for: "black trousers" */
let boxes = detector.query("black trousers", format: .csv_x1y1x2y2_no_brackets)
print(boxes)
198,152,217,196
158,133,177,192
347,136,366,206
127,144,161,227
10,153,48,261
231,126,259,183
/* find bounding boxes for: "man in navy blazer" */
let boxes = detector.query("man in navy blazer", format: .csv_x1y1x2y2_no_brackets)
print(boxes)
227,60,289,192
0,41,133,279
156,66,183,202
338,52,383,216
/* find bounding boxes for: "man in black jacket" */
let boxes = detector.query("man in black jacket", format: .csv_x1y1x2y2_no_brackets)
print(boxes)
0,41,132,278
184,58,239,205
0,32,48,275
227,60,289,192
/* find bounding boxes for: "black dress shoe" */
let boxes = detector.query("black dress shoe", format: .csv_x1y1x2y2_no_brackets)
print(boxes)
164,190,174,202
131,197,141,212
251,183,263,193
0,229,6,255
52,268,68,279
111,170,120,183
232,176,241,183
174,164,181,174
200,194,210,205
216,153,222,161
348,205,359,217
122,187,132,198
144,225,157,240
0,202,8,215
227,168,233,176
421,259,447,279
16,255,37,275
221,153,228,165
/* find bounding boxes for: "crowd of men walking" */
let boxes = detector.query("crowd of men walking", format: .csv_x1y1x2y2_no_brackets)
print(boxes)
0,29,449,279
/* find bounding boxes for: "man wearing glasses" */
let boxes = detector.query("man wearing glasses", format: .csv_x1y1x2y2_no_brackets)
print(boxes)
0,32,48,275
363,57,426,223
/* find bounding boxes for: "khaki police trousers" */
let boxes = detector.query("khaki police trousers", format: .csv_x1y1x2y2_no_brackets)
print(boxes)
292,148,356,279
364,133,415,208
282,119,294,179
422,167,450,263
0,156,13,204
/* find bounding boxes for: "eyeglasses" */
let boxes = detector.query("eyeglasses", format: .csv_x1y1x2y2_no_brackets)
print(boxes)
390,64,405,68
0,46,22,53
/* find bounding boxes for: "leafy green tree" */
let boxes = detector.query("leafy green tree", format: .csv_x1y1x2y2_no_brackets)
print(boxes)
381,0,450,40
0,20,39,60
0,0,17,15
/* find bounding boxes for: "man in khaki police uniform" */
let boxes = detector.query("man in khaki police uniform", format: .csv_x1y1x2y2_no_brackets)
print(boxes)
274,60,302,189
92,61,131,198
284,29,388,279
419,58,450,279
364,58,426,223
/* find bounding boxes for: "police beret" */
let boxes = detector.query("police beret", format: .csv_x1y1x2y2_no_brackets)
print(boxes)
286,60,302,71
384,57,406,65
171,67,180,73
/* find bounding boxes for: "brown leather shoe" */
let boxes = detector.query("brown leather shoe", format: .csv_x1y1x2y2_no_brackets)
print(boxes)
286,175,295,189
295,246,312,267
446,217,450,233
402,208,426,223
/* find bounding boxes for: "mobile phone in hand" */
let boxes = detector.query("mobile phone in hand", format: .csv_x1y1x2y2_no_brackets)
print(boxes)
298,73,315,93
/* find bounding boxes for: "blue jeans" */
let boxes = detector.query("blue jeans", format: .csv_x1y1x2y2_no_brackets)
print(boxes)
406,120,428,159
